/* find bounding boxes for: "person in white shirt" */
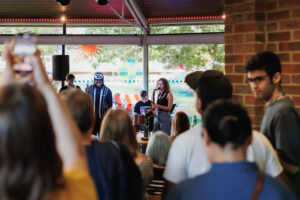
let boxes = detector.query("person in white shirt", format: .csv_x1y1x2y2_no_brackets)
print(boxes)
164,70,286,194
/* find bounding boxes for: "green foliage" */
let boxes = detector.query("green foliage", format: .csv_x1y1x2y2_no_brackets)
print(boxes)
0,25,225,71
84,27,143,64
85,25,224,70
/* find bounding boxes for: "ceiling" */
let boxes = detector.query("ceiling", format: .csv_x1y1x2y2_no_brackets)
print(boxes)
0,0,224,25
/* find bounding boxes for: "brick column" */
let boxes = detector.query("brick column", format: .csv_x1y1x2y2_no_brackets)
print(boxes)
224,0,300,130
267,0,300,114
224,0,266,130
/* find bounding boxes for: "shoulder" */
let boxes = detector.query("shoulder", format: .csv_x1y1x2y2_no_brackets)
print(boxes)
140,154,153,165
174,124,202,144
272,98,297,114
270,98,300,125
104,85,112,92
165,176,206,200
261,175,297,199
85,140,121,162
53,170,98,200
136,101,142,106
251,130,271,148
249,130,276,156
59,86,67,92
248,131,283,176
169,124,203,157
167,92,173,98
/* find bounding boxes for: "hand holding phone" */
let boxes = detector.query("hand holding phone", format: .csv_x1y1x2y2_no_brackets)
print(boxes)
13,33,37,76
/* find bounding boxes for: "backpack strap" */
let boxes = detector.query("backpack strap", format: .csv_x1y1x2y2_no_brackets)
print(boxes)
250,171,264,200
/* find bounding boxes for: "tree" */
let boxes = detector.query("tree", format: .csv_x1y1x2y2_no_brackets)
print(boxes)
149,25,224,71
0,25,224,71
84,25,224,71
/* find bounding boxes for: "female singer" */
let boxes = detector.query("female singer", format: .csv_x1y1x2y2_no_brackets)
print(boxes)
152,78,173,135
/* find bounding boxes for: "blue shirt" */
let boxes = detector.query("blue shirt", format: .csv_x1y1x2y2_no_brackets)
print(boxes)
165,162,296,200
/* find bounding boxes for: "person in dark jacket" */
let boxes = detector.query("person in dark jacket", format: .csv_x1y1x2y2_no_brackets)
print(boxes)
60,89,143,200
85,72,112,136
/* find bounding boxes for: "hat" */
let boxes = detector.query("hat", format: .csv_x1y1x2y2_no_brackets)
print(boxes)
185,70,233,110
94,72,104,80
185,71,203,90
185,70,227,90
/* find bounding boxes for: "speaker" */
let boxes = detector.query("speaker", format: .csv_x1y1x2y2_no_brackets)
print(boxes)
52,55,69,81
96,0,108,5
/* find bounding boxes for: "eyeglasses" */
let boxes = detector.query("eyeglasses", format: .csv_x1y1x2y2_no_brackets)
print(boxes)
246,75,269,84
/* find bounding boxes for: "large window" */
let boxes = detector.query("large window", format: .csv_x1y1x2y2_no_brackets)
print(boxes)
66,44,143,116
0,24,224,123
149,43,224,122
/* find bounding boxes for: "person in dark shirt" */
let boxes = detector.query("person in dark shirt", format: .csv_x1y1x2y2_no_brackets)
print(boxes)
85,72,112,136
245,51,300,195
59,73,80,92
152,78,174,135
60,89,143,200
134,90,151,116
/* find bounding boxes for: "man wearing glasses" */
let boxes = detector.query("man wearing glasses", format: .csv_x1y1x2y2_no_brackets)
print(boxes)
246,51,300,193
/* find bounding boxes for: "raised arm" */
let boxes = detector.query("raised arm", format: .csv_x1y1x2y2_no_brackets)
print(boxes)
29,52,88,173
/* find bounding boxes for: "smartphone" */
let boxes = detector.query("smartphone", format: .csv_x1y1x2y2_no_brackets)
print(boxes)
13,33,37,76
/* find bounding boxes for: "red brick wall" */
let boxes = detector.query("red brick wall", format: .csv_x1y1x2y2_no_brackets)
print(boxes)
224,0,300,130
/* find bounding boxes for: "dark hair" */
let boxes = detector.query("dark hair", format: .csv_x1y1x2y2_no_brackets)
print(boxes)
59,89,94,134
66,73,75,80
157,78,170,93
100,109,139,158
0,84,63,200
172,111,190,137
140,90,148,98
196,70,232,111
245,51,282,79
202,99,252,149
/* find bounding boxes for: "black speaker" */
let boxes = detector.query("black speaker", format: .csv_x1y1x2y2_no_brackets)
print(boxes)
96,0,108,5
52,55,69,81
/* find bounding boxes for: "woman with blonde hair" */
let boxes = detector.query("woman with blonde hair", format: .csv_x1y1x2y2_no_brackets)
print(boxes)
100,109,153,199
170,111,190,141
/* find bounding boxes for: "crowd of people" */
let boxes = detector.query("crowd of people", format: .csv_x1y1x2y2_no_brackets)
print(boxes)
0,38,299,200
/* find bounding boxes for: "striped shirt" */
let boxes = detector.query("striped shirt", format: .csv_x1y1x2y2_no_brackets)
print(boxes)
87,84,112,119
147,167,165,196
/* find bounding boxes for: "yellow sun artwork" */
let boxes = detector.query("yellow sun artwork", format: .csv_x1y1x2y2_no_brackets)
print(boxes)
75,45,103,59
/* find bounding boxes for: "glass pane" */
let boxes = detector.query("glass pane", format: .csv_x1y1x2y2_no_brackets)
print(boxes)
149,44,225,124
67,27,142,35
150,24,224,34
65,44,143,116
0,27,63,34
0,44,61,72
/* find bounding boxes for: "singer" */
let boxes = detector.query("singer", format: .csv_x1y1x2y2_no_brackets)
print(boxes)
152,78,173,135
